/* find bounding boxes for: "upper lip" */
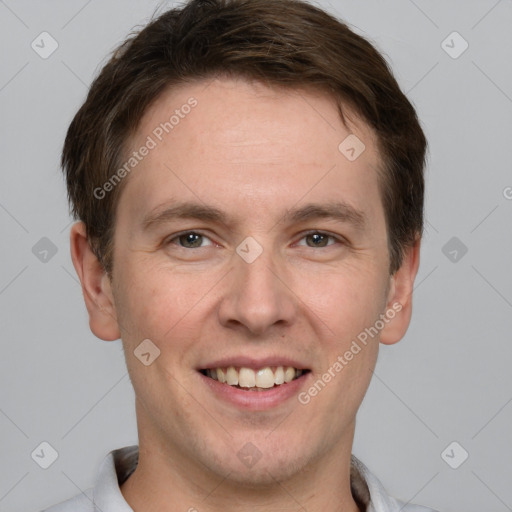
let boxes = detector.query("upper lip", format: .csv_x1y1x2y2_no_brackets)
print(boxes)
198,356,310,371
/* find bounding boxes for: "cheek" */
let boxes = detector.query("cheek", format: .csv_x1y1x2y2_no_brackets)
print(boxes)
112,259,217,346
296,263,389,346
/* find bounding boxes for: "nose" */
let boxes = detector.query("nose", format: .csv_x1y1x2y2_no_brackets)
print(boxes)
217,245,297,336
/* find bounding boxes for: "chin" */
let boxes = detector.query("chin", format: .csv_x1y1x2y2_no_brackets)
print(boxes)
204,436,314,487
225,454,310,487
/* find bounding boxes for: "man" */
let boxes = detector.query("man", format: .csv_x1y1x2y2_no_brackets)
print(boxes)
46,0,437,510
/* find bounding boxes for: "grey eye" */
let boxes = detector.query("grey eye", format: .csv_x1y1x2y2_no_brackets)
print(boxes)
178,232,204,248
305,232,331,247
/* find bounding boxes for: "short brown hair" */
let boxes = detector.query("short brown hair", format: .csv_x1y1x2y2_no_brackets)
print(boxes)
62,0,427,275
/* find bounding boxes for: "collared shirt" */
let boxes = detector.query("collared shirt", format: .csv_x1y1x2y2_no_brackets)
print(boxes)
42,445,438,512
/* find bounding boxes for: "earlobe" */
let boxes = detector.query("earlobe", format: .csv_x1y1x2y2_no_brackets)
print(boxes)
379,237,421,346
70,222,121,341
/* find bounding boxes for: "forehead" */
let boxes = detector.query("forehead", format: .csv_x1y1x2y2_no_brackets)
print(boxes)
119,77,384,229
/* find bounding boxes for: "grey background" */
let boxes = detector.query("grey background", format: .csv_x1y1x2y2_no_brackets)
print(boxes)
0,1,511,511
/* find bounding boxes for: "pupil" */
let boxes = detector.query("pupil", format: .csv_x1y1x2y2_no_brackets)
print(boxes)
308,233,327,247
181,233,202,248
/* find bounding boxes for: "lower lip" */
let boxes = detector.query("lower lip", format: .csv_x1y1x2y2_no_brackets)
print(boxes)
198,371,310,411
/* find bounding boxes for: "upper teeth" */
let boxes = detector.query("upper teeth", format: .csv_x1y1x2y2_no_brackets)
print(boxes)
206,366,303,389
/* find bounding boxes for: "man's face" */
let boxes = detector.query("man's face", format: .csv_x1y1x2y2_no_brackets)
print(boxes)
105,78,401,483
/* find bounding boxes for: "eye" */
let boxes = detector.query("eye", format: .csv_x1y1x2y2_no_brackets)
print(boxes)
168,231,214,249
296,231,340,248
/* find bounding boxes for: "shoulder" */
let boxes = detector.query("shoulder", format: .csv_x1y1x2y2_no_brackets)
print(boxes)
351,455,439,512
40,445,138,512
41,487,94,512
395,501,439,512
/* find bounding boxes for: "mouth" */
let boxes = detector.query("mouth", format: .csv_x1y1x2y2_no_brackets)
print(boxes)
199,366,310,392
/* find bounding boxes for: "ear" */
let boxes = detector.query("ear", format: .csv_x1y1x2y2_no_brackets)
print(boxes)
379,237,421,345
70,222,120,341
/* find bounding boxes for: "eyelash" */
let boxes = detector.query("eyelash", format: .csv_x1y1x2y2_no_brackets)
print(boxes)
166,231,216,249
295,230,343,248
165,230,345,249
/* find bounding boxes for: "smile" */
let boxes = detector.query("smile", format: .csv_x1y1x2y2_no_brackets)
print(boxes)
200,366,308,391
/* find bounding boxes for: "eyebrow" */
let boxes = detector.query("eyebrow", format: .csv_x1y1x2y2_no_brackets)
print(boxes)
283,201,366,230
142,202,227,231
141,200,366,232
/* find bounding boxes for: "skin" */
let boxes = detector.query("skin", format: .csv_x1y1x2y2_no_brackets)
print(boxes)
71,77,420,512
